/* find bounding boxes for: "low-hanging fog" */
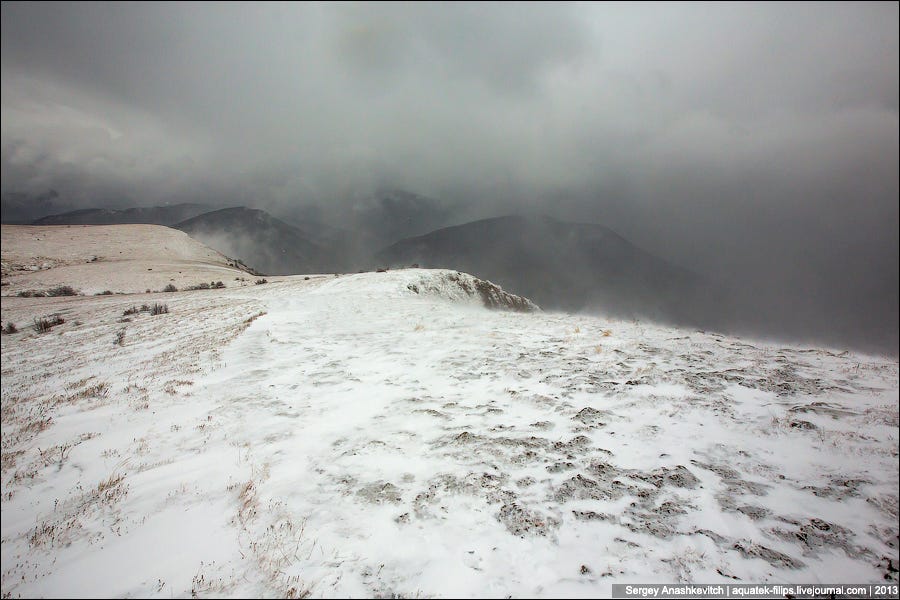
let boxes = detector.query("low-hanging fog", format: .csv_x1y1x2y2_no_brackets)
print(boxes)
2,2,897,354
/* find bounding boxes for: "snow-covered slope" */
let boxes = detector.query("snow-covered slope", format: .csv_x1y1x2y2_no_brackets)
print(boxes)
1,224,253,296
1,265,897,598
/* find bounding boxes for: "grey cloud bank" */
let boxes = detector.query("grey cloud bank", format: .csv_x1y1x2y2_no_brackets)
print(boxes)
2,2,897,353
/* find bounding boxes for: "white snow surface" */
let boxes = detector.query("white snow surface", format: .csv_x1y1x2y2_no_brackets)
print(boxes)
2,255,898,597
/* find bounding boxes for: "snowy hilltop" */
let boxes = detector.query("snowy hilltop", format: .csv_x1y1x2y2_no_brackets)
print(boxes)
1,225,897,598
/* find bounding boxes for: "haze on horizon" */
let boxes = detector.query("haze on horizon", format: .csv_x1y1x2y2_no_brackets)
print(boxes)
1,2,897,354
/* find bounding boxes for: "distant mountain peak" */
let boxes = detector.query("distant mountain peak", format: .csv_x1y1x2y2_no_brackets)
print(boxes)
173,206,329,276
377,213,713,325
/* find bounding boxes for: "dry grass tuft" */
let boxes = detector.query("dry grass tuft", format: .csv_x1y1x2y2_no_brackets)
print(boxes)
150,302,169,315
237,480,259,526
68,382,110,401
32,315,65,333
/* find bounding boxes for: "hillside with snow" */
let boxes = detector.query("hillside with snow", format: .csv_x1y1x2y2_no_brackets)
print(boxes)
1,225,255,296
1,225,897,598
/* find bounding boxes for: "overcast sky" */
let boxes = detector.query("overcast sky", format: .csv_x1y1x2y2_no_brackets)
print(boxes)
2,2,898,350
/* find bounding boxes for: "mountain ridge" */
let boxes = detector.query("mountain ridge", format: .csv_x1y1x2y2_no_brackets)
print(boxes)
173,206,329,276
377,213,718,325
30,203,211,226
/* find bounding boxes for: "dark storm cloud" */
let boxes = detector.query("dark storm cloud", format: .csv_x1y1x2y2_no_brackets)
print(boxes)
1,1,596,203
2,2,897,352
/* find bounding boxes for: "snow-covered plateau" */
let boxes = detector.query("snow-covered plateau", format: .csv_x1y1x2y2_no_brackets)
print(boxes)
1,225,897,598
